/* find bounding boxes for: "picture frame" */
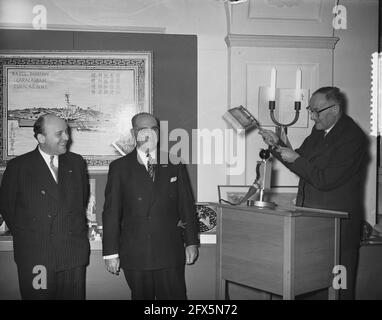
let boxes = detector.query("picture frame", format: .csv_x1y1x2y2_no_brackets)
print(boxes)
0,213,10,236
0,51,153,170
217,185,298,207
86,178,103,242
217,185,250,205
195,202,217,234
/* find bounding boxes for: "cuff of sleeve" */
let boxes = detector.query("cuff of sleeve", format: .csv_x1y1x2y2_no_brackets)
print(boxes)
103,254,119,260
289,155,303,169
186,244,200,248
288,155,308,177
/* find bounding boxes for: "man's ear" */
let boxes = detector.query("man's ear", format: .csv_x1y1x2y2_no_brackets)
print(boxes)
36,133,45,145
332,104,340,115
131,128,137,147
130,128,136,140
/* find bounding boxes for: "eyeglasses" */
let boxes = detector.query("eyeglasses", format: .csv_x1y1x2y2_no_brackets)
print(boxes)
306,104,336,117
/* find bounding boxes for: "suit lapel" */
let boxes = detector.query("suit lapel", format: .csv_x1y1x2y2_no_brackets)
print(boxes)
58,154,73,196
307,115,346,160
29,148,59,202
130,149,155,202
323,114,346,145
306,130,326,160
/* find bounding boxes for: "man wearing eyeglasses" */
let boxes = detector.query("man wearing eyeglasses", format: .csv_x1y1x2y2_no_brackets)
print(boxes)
259,87,368,300
102,112,199,300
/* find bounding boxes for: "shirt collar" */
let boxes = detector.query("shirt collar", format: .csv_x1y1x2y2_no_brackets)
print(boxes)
137,148,156,165
325,114,342,136
325,121,337,136
325,126,333,135
38,146,58,166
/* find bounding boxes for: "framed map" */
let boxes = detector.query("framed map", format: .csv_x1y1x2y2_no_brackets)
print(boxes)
0,51,152,170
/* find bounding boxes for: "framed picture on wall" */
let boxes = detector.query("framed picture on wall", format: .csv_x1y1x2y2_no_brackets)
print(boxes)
0,51,152,170
86,178,103,241
196,202,217,234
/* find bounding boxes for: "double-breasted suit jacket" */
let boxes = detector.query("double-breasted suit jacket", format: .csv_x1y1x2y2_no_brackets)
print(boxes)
0,148,90,273
102,149,199,270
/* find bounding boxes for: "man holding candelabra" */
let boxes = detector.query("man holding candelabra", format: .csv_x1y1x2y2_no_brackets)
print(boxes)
259,86,368,300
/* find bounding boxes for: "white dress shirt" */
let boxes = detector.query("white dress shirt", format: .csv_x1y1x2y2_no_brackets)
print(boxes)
38,147,59,182
137,148,157,169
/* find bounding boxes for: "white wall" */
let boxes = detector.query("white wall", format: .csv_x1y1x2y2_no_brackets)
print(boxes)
0,0,229,202
225,0,337,186
0,0,378,219
225,0,378,224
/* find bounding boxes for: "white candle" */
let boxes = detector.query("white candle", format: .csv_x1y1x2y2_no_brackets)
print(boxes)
270,67,276,101
295,68,302,101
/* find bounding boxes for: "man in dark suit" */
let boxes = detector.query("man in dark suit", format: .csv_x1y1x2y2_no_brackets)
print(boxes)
102,112,199,300
0,114,90,299
260,87,367,299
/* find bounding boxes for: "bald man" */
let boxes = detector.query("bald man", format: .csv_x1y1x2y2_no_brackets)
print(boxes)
102,112,199,300
260,87,368,299
0,114,90,299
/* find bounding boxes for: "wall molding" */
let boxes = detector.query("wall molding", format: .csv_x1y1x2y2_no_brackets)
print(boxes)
0,23,166,34
248,0,323,22
225,34,339,49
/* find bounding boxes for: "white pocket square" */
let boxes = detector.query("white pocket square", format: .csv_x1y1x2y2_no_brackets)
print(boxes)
170,176,177,183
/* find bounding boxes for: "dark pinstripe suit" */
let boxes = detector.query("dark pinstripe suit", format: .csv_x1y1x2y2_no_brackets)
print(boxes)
102,149,199,299
0,147,90,299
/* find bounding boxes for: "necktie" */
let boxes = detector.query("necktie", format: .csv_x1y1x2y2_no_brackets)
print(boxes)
146,153,155,181
279,126,288,145
50,155,58,183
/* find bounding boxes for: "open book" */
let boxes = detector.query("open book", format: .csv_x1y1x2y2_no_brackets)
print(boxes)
223,105,261,132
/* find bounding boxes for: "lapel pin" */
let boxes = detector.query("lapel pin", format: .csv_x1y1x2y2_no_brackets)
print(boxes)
177,220,187,229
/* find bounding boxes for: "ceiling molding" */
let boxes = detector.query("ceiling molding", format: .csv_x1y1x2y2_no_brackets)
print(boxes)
225,34,339,49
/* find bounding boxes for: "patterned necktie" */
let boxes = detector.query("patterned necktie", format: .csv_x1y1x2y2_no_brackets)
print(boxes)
146,153,155,181
50,155,58,183
279,126,288,145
